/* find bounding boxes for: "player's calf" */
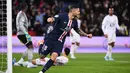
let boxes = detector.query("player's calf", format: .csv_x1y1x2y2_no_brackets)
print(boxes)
51,52,58,61
40,52,58,73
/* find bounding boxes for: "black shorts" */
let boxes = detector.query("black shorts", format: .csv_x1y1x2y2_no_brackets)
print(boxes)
17,35,33,48
39,39,64,57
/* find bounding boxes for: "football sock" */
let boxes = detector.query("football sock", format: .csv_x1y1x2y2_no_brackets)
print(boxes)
70,43,75,55
74,45,79,53
106,45,112,58
27,48,33,62
108,45,112,58
42,59,54,73
21,49,28,59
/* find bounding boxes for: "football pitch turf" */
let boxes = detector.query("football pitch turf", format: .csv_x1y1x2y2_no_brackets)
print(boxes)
13,53,130,73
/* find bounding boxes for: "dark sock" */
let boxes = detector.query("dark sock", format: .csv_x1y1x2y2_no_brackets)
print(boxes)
42,59,54,73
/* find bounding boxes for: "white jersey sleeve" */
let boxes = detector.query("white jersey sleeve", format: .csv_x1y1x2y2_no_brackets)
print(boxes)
102,16,108,34
115,16,120,30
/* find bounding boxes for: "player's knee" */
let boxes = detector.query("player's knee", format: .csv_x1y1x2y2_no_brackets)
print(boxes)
108,43,112,46
72,42,75,45
26,41,33,48
51,52,58,61
76,42,80,46
111,42,115,47
112,44,114,47
109,43,113,47
28,45,33,49
39,51,46,59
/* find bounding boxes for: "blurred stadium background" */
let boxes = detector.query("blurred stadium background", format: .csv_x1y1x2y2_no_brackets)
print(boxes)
11,0,130,52
11,0,130,73
12,0,129,36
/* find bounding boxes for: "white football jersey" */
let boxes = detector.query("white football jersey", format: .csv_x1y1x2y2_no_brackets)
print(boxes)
16,10,29,35
35,56,68,66
56,56,69,64
102,14,120,34
35,57,50,66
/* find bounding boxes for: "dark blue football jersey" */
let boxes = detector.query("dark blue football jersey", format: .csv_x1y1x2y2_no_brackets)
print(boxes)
44,24,54,41
45,13,73,43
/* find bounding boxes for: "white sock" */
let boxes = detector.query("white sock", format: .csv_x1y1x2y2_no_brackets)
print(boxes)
74,45,79,53
107,45,112,58
21,49,28,59
105,46,109,57
70,43,75,56
109,45,112,58
27,48,34,62
105,51,109,57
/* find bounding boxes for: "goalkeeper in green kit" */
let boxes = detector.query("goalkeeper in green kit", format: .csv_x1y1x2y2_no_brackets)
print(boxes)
15,3,37,68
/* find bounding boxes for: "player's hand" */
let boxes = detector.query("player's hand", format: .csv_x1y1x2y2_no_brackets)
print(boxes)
27,34,31,41
25,32,31,41
47,17,54,23
87,34,92,38
119,28,125,35
104,34,108,38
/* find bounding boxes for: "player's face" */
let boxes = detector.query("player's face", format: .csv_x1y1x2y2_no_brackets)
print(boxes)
73,8,80,17
109,8,114,15
24,5,28,12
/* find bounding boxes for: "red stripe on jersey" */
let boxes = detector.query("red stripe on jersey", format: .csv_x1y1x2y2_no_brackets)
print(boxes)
58,32,67,42
58,20,72,42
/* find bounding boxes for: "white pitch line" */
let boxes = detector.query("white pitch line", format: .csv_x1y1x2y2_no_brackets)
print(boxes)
115,61,130,63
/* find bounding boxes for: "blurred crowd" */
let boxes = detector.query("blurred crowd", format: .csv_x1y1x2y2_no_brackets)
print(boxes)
12,0,129,36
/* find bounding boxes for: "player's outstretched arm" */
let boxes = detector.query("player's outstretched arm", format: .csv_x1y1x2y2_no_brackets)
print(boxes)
78,28,92,38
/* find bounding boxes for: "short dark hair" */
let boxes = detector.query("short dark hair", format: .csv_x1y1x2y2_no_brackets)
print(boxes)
20,3,27,10
64,47,70,56
68,4,79,12
108,5,114,10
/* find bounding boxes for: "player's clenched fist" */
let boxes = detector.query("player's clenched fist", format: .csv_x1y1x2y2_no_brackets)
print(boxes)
87,34,92,38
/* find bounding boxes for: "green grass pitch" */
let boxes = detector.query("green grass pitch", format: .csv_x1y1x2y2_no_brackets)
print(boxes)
13,53,130,73
0,53,7,72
